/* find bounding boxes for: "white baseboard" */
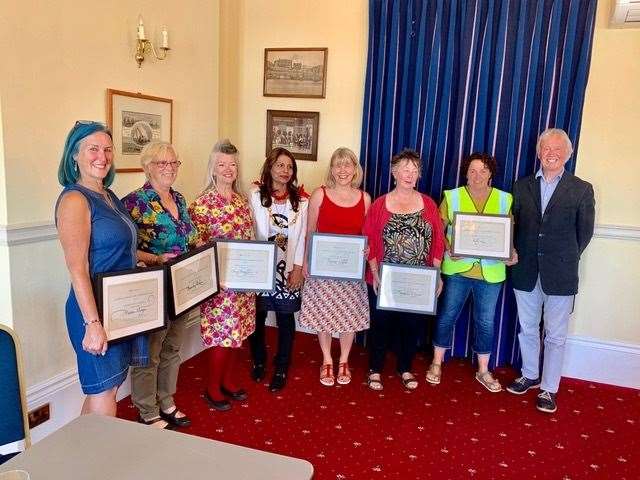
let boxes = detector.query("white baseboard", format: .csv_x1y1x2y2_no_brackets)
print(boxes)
562,335,640,389
25,324,206,443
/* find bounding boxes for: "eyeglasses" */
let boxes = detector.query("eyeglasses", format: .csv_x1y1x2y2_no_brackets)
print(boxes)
74,120,106,128
151,160,182,169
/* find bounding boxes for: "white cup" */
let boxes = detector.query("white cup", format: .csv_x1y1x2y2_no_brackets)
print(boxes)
0,471,30,480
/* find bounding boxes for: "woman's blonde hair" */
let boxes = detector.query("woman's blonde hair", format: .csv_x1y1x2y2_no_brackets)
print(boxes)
201,139,243,196
140,141,178,180
325,147,363,188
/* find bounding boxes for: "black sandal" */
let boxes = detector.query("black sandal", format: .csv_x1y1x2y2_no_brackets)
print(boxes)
138,415,172,429
159,408,192,428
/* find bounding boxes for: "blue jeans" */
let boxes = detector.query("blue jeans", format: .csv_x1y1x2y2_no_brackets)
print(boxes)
432,275,502,355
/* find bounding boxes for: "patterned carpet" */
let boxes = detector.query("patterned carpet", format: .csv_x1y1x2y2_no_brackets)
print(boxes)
116,329,639,479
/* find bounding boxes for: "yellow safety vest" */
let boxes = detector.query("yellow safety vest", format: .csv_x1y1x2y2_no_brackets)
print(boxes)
442,187,512,283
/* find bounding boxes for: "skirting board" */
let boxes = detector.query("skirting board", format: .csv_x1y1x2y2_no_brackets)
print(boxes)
22,331,638,444
562,336,640,389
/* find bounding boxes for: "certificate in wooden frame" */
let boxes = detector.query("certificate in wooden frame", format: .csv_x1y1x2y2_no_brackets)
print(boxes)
215,239,277,292
93,266,166,341
307,233,367,281
376,263,439,315
107,89,173,173
266,110,319,161
450,213,513,261
165,243,220,318
263,47,328,98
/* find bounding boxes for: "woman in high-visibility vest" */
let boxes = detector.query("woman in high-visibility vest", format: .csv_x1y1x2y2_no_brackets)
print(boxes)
426,153,517,392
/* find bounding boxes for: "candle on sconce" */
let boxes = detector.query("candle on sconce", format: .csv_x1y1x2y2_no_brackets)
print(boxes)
161,27,169,49
137,15,146,40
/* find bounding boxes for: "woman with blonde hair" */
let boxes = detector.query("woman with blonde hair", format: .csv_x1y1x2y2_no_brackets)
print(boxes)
189,139,255,411
122,141,197,429
299,147,371,386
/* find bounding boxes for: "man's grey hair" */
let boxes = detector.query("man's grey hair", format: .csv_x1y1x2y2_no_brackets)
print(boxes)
536,128,573,157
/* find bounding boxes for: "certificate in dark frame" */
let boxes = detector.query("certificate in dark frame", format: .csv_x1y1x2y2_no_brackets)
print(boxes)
450,212,513,261
165,243,220,318
215,239,277,292
375,262,439,315
93,265,167,342
307,233,367,281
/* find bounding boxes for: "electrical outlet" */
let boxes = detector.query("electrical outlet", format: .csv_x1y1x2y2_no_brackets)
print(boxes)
28,403,50,429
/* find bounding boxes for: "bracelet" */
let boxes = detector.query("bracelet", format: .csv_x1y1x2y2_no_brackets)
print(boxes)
83,319,101,326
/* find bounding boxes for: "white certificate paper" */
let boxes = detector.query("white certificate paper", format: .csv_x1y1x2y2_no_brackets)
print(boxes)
451,213,512,260
377,263,438,314
308,233,367,281
215,240,276,292
101,268,165,341
169,245,219,316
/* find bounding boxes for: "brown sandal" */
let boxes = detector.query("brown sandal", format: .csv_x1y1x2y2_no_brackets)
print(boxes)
320,364,334,386
336,363,352,385
367,372,383,391
475,371,502,392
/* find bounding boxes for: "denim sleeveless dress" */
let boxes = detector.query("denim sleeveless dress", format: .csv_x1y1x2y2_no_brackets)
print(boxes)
56,184,149,395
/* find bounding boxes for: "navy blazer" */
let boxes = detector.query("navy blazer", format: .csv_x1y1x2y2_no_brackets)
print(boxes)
510,171,595,296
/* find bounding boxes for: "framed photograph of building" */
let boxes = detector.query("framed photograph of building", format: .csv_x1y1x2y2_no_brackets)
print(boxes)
266,110,319,161
263,48,328,98
107,89,173,172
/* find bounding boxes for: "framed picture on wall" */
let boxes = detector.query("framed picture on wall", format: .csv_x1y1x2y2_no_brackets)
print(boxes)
263,48,328,98
266,110,319,161
107,89,173,172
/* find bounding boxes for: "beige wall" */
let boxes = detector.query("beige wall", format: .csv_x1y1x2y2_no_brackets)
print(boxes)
571,0,640,342
0,0,220,385
219,0,368,191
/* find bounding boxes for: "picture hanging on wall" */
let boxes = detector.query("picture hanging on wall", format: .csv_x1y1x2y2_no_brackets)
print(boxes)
107,89,173,172
263,48,328,98
266,109,319,161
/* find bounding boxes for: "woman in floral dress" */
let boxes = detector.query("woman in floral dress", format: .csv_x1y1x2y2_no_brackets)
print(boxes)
189,139,255,411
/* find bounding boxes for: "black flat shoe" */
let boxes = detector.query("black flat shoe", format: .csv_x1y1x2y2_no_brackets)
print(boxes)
220,386,248,401
160,408,192,428
204,391,232,411
251,364,265,382
269,372,287,392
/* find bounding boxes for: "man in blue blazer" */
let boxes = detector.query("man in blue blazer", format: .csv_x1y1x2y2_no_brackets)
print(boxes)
506,128,595,413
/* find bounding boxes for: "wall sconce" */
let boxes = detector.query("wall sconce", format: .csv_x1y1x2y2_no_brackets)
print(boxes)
135,15,170,68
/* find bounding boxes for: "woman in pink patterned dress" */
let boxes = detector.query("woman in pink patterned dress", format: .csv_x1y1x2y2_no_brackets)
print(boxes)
189,139,255,411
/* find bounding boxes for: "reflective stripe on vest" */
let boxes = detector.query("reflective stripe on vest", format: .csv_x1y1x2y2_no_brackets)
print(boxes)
442,187,512,283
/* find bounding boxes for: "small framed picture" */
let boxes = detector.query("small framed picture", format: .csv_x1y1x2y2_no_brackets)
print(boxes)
307,233,367,281
215,239,277,292
93,266,166,341
266,110,319,161
165,243,219,318
376,263,439,315
263,48,328,98
450,213,513,260
107,89,173,173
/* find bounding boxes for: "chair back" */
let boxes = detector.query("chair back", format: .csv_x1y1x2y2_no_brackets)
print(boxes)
0,324,31,452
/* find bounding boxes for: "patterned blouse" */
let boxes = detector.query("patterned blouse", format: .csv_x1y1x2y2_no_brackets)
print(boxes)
382,210,432,265
121,181,197,255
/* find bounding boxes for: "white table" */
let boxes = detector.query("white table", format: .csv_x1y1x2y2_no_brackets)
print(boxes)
0,414,313,479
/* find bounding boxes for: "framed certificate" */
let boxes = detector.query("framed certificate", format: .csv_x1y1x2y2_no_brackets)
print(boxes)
93,266,166,341
215,239,277,292
376,263,439,315
307,233,367,281
450,213,513,260
165,244,219,317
